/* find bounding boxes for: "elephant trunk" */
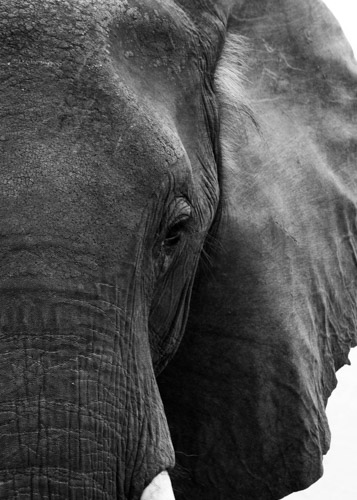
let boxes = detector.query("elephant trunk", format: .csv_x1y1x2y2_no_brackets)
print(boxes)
0,290,174,499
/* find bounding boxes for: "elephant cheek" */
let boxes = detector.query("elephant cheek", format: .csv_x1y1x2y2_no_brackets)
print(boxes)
0,294,174,499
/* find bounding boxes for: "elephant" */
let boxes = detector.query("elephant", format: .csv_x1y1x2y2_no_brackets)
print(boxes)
0,0,356,499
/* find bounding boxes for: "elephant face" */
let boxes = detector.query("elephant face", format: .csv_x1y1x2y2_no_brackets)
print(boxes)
1,0,357,499
0,1,221,498
0,0,219,359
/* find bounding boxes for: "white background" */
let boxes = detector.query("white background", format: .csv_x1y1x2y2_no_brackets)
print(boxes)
285,1,357,498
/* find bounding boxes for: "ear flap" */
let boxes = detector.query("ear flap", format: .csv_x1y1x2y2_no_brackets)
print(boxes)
158,1,357,499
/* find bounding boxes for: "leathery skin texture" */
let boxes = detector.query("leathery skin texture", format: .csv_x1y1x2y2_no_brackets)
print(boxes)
1,0,357,499
0,0,220,498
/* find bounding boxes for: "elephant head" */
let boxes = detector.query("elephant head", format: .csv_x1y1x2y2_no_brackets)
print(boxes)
0,0,356,499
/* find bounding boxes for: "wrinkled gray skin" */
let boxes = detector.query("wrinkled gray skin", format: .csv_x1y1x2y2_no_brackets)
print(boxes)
0,0,356,499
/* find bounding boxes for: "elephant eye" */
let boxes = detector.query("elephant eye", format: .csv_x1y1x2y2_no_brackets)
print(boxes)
164,217,189,248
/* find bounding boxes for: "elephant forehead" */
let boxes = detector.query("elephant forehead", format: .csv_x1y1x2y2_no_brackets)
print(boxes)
0,0,217,239
0,64,188,185
0,0,196,71
0,0,199,116
0,0,202,178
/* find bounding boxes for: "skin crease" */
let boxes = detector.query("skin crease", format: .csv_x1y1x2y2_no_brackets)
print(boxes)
0,1,356,500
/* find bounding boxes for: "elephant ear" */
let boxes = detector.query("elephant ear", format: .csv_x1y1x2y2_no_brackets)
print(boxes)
158,1,357,499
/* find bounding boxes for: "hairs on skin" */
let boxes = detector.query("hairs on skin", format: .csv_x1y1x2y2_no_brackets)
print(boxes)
214,32,259,137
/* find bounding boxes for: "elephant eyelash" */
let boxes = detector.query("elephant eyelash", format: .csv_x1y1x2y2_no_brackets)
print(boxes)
164,217,190,248
159,196,193,248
